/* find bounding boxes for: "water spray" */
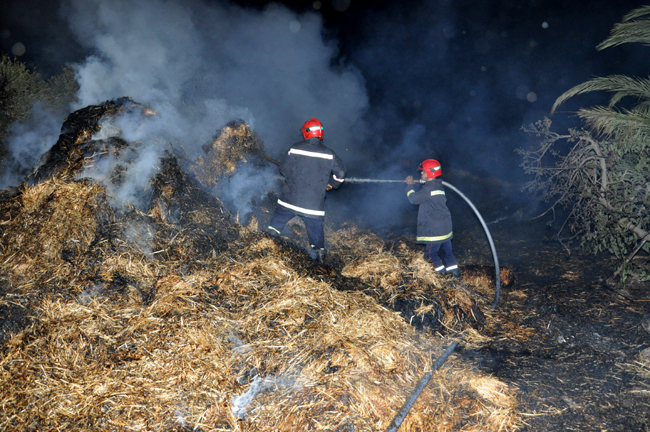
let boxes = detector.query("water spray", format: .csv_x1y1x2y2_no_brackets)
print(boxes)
262,156,501,309
345,177,406,183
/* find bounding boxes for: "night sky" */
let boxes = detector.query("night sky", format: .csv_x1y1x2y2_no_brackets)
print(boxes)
1,0,648,228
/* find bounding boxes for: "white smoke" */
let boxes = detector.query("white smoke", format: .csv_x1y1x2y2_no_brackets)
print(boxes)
228,329,303,421
331,122,428,231
213,162,281,223
227,330,251,355
123,219,155,257
62,0,368,159
81,109,167,209
231,375,266,420
20,0,368,215
0,103,63,188
231,374,304,420
77,282,105,305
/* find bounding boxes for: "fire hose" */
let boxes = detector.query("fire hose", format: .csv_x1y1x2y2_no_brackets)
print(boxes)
261,155,500,309
440,181,501,310
339,177,500,309
384,340,459,432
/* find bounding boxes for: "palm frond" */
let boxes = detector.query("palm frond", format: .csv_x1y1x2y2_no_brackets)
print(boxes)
633,100,650,114
597,19,650,50
577,105,650,141
597,5,650,51
609,76,650,105
551,75,650,114
622,5,650,22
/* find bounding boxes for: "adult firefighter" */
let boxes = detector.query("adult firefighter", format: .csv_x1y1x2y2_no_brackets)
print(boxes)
267,118,346,261
405,159,460,278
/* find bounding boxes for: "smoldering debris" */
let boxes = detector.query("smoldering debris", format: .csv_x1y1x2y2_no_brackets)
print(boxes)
123,219,155,258
231,374,304,421
76,283,105,305
28,98,134,183
190,121,266,184
0,99,523,431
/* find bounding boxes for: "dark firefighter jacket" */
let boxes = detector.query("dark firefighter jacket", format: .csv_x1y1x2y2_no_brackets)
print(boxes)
406,178,453,244
278,137,346,219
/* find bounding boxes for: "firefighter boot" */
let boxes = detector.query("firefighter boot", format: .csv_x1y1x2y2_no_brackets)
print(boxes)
309,248,327,263
434,264,447,276
266,226,282,237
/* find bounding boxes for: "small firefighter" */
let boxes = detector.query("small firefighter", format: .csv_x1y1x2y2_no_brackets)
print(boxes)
267,118,346,261
405,159,460,278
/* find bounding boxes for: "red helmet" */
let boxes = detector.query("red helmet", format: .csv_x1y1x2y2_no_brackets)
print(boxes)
419,159,442,178
301,118,324,140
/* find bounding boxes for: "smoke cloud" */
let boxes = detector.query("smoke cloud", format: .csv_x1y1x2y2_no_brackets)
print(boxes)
326,0,650,233
0,103,63,188
227,328,303,421
4,0,649,234
79,109,170,210
63,0,368,160
2,0,370,220
349,0,650,175
213,162,281,224
52,0,368,218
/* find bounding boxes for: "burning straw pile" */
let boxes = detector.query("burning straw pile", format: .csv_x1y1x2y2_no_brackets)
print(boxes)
0,99,522,431
190,121,265,187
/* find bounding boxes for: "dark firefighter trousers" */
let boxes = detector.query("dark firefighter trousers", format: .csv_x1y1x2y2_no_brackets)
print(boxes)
269,206,325,250
425,240,458,273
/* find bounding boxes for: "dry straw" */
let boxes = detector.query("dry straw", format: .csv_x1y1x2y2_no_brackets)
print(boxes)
0,177,522,431
0,103,523,431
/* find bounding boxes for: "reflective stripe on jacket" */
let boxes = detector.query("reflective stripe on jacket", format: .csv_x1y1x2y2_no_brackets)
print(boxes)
278,138,346,219
406,178,453,244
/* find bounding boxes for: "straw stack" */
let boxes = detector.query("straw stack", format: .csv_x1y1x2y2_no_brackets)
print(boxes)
0,99,523,431
190,121,266,188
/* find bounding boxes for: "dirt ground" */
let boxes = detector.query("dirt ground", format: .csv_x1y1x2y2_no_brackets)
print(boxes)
449,203,650,432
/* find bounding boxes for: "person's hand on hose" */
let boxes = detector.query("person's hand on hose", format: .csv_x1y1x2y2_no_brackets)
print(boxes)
326,184,333,191
404,175,415,185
